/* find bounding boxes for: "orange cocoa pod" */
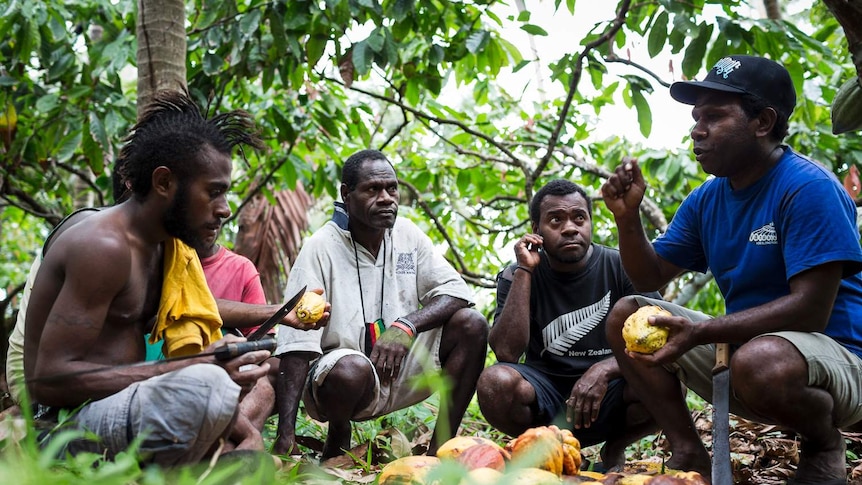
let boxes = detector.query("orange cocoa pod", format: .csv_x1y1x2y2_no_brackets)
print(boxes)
507,426,564,476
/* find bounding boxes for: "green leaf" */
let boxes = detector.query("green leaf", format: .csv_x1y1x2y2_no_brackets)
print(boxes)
307,34,328,68
647,11,668,57
82,127,104,174
632,88,652,137
56,130,82,163
428,44,444,65
239,8,261,36
389,0,414,21
203,52,224,75
352,40,371,75
89,111,108,151
520,24,548,36
465,30,489,54
35,93,60,113
269,7,287,54
367,28,385,52
681,23,713,79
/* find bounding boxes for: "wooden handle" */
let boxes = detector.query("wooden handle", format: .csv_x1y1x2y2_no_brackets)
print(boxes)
714,342,730,373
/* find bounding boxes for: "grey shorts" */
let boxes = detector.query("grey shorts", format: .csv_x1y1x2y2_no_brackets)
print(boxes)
631,296,862,427
302,328,443,422
65,364,240,466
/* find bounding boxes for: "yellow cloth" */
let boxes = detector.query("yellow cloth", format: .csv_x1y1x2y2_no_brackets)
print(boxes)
148,238,223,358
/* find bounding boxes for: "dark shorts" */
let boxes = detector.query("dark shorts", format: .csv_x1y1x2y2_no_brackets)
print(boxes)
499,362,627,447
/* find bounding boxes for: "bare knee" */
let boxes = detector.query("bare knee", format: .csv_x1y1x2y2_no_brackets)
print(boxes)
606,296,641,342
732,337,807,402
449,308,489,343
477,365,521,404
318,355,375,401
440,308,489,359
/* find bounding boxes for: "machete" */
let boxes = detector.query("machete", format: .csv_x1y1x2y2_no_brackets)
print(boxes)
27,338,277,384
246,285,307,341
27,286,309,384
711,342,732,485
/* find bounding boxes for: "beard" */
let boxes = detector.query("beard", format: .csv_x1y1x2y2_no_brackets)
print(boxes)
163,182,205,250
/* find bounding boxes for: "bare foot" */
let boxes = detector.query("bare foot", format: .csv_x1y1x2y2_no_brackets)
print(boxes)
794,434,847,482
230,414,264,451
599,441,626,471
272,435,301,456
665,449,712,477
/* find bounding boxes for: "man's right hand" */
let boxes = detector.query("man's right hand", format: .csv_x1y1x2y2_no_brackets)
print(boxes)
514,233,543,271
205,335,271,396
601,157,646,219
283,288,331,331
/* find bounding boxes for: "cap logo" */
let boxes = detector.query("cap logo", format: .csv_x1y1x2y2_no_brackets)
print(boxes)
713,57,741,79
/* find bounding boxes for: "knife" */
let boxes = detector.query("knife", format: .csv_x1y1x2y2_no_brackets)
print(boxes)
711,342,732,485
246,285,307,341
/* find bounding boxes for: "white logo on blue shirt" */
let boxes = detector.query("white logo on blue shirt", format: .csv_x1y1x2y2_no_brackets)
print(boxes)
749,222,778,245
541,292,610,357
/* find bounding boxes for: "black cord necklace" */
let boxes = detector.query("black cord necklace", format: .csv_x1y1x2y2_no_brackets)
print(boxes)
353,236,386,324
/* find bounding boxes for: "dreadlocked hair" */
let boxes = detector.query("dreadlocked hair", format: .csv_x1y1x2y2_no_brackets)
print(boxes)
118,89,264,198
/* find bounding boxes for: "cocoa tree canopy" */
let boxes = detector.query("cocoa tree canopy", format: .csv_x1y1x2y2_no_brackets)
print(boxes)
2,0,862,320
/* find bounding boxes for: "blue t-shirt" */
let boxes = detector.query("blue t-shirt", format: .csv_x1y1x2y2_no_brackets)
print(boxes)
654,147,862,357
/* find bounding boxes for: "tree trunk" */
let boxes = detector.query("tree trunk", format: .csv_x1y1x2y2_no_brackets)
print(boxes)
136,0,186,118
762,0,782,20
823,0,862,79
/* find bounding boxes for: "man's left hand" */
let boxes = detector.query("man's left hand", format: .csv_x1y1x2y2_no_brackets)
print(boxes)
369,327,412,384
566,364,610,430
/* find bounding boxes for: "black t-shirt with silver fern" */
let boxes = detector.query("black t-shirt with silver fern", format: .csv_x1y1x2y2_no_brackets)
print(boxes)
494,244,660,377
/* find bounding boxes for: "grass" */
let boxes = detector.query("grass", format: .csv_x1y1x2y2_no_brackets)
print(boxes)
0,363,719,484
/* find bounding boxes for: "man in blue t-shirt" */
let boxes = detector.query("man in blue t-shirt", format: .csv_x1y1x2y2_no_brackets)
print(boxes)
602,55,862,483
477,179,660,472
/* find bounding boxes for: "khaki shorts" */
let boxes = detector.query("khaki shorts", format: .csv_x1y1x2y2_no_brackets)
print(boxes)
302,327,443,422
631,296,862,428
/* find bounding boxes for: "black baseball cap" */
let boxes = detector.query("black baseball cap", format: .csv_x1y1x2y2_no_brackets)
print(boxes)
670,55,796,118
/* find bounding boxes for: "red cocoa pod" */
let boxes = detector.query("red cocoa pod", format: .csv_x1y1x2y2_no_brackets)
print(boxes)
455,443,507,471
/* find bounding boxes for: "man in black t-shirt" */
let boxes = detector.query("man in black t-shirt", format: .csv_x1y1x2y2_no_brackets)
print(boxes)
476,179,659,471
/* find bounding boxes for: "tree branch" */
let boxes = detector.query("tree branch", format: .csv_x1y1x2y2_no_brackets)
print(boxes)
604,55,672,88
537,0,633,178
557,145,668,231
667,271,714,306
398,179,496,287
56,161,105,207
1,186,61,225
321,75,525,165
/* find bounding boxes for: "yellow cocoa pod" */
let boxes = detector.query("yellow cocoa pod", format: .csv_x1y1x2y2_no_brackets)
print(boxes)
378,455,440,485
295,292,326,324
619,474,654,485
622,305,671,354
507,467,562,484
459,467,503,485
579,470,606,479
